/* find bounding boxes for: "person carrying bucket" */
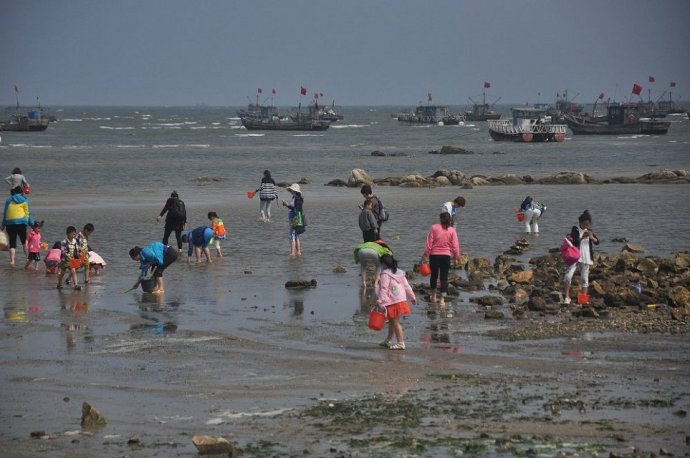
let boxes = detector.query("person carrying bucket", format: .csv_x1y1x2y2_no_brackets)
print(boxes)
128,242,179,295
563,210,599,305
375,254,416,350
255,170,278,222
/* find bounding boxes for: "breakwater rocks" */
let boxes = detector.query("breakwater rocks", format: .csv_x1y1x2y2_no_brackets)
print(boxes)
413,241,690,339
326,168,690,188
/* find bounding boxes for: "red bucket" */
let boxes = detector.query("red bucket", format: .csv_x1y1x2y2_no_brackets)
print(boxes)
368,306,387,331
69,258,84,269
577,293,590,305
516,212,525,222
246,191,256,199
418,262,431,277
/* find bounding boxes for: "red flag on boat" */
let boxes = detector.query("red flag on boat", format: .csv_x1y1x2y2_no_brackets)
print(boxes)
257,88,262,94
670,81,676,87
13,84,19,93
598,92,605,99
300,86,307,96
484,81,491,89
648,76,655,83
427,93,432,102
631,84,643,95
272,88,276,94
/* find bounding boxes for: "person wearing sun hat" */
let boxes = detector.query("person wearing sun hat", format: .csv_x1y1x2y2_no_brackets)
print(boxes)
281,183,304,256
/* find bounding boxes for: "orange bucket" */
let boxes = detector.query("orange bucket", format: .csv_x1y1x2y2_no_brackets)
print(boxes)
577,293,590,305
368,306,387,331
418,262,431,277
516,212,525,222
69,258,83,269
247,191,256,199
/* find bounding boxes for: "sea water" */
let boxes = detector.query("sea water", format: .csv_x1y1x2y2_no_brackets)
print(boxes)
0,106,689,453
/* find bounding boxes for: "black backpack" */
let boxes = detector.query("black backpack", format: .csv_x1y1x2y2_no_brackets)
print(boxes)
168,198,186,220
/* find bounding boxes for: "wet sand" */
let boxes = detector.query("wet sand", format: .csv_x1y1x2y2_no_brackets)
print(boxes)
2,186,690,456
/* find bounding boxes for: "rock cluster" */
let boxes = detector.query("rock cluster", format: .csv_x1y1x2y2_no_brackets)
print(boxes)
81,402,107,430
326,168,690,188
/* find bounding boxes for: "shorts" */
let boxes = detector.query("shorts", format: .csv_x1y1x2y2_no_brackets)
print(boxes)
154,246,178,278
358,248,380,275
563,262,591,288
385,300,411,319
27,252,40,261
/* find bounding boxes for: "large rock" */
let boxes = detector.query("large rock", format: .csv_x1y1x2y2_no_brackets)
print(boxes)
675,252,690,269
81,402,106,430
487,174,523,185
470,176,490,186
477,295,504,306
636,258,659,275
434,176,452,186
667,286,690,309
509,270,534,284
326,178,348,187
637,169,690,183
485,310,505,319
439,145,474,155
192,435,242,457
536,171,593,185
348,169,373,187
623,243,645,253
285,279,317,289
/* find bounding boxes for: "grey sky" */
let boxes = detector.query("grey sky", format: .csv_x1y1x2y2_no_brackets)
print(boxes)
2,0,689,107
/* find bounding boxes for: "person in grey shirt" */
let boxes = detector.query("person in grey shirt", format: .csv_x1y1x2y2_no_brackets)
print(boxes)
359,199,379,242
5,167,30,191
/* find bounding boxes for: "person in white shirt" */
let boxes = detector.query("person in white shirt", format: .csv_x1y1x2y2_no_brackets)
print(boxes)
440,196,465,226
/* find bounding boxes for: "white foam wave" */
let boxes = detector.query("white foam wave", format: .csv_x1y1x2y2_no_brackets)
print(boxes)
292,134,324,137
213,408,292,420
330,124,367,129
83,117,111,121
188,144,210,148
235,133,265,137
99,126,135,130
152,144,181,148
115,144,146,148
61,118,83,122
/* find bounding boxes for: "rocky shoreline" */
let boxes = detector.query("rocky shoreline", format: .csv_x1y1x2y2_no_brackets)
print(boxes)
326,164,690,188
408,238,690,340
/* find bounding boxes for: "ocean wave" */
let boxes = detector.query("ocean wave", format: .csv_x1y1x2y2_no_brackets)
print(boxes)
114,144,146,148
83,117,111,121
235,133,265,137
292,134,324,137
188,144,210,148
330,124,367,129
99,126,135,130
61,118,83,122
152,144,181,148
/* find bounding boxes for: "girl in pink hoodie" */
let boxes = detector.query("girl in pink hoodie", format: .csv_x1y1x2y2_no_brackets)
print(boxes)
423,212,460,307
375,254,417,350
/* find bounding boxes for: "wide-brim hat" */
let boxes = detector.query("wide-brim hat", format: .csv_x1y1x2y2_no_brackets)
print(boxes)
287,183,301,193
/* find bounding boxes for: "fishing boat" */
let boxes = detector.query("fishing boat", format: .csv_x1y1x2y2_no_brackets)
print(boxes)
236,103,278,119
564,103,670,135
545,90,584,122
289,100,344,122
396,104,463,125
487,107,567,142
240,115,330,131
464,88,501,121
1,90,50,132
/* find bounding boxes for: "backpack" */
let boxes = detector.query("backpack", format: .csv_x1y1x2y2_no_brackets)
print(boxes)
168,198,186,220
374,196,389,222
560,234,580,266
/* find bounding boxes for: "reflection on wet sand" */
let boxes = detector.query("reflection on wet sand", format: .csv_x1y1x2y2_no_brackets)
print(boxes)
58,289,92,351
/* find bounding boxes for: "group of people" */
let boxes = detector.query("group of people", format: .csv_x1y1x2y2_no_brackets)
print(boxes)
3,166,599,350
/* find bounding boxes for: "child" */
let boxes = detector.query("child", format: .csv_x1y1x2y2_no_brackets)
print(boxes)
375,254,417,350
182,226,214,263
77,223,94,284
24,220,43,271
56,226,84,290
208,212,226,257
359,199,379,242
563,210,600,305
45,242,62,274
88,250,107,275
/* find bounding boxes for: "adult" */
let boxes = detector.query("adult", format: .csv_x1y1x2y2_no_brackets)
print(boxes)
1,186,34,265
353,240,392,288
422,212,461,307
182,226,214,263
156,191,186,251
129,242,179,294
441,196,465,226
519,196,546,234
360,184,386,236
256,170,278,222
281,183,304,257
5,167,30,192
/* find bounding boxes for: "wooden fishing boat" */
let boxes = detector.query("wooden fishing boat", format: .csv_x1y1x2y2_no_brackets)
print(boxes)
240,116,330,131
487,107,566,142
565,103,670,135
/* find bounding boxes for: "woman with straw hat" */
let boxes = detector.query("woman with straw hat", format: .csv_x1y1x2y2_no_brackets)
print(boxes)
282,183,305,257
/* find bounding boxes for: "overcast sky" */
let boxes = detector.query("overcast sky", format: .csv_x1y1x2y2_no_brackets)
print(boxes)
2,0,689,107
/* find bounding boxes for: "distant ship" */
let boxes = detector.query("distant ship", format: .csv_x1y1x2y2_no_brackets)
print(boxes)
290,100,343,122
464,87,501,121
565,103,670,135
1,89,50,132
396,103,463,125
488,107,566,142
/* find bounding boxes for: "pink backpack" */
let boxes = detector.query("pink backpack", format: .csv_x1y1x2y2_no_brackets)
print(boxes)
560,234,580,266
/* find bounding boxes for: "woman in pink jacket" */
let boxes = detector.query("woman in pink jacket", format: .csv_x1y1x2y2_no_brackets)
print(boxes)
423,212,461,307
375,254,417,350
